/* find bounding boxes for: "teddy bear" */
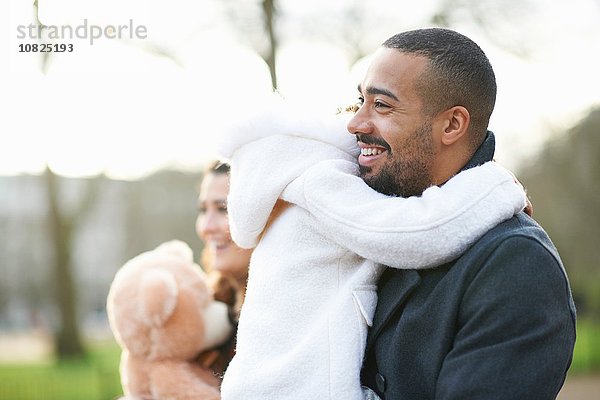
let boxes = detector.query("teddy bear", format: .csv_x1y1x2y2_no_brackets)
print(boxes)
107,240,232,400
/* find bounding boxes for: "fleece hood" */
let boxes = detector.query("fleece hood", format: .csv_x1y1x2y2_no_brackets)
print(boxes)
216,100,359,248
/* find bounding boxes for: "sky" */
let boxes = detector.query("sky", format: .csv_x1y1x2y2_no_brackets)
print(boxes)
1,0,599,179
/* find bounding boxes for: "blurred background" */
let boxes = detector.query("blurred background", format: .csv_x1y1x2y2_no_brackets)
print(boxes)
1,0,599,398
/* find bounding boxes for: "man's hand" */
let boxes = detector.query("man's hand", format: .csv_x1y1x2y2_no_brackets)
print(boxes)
499,161,533,217
524,196,533,216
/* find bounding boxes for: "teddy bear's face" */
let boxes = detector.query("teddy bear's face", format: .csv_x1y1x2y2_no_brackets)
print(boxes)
108,250,211,361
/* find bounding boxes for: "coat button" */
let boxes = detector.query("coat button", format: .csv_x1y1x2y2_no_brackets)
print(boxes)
375,372,386,392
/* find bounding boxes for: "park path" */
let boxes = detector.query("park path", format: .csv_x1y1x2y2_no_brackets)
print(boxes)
558,374,600,399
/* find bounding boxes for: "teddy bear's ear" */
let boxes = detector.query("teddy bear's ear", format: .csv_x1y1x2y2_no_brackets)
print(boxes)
139,269,178,327
155,240,194,262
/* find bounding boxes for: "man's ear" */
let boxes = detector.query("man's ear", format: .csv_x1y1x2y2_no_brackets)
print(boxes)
439,106,470,146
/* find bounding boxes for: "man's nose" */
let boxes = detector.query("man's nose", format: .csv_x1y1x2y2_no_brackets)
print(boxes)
347,107,374,136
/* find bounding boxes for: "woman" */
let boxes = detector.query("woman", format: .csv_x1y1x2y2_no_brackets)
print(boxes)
194,160,252,377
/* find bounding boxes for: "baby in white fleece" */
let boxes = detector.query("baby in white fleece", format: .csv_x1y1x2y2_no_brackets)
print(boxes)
217,103,527,400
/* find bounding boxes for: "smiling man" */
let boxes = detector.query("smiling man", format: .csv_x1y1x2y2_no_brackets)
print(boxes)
353,28,576,399
353,54,435,198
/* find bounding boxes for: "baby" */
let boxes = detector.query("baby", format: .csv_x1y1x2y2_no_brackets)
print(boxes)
217,102,526,400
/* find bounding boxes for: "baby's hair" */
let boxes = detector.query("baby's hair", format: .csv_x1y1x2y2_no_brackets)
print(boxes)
336,103,360,115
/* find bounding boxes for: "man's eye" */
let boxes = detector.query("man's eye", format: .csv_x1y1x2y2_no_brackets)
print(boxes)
374,100,389,109
198,207,207,214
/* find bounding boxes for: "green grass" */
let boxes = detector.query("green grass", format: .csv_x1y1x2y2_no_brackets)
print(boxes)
571,318,600,374
0,340,123,400
0,320,598,399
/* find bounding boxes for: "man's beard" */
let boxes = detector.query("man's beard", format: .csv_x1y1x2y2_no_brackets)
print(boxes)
359,123,434,197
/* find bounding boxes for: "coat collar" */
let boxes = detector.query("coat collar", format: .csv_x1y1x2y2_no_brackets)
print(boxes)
366,131,496,349
462,130,495,171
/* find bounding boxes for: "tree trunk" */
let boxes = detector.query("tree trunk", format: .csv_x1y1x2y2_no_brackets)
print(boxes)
44,167,85,358
262,0,278,90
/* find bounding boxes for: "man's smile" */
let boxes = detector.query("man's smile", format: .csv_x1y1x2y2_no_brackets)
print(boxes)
357,141,388,167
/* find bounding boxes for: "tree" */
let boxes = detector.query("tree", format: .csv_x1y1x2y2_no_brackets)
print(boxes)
44,167,100,358
520,108,600,316
222,0,279,90
261,0,278,90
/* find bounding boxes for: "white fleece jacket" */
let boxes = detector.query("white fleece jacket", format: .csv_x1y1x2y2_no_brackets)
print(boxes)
217,104,527,400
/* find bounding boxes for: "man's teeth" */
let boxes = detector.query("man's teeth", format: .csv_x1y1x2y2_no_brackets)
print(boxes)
361,147,384,156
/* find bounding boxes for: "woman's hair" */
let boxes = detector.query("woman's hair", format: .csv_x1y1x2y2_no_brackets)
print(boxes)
205,160,230,175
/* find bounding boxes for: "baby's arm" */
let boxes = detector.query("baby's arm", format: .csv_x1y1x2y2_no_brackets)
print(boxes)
223,135,355,249
281,159,527,269
216,106,357,249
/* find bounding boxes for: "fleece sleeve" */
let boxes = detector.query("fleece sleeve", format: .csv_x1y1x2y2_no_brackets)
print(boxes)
281,159,527,269
225,135,356,249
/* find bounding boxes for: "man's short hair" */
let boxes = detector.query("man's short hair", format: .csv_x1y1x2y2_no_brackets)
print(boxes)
383,28,496,150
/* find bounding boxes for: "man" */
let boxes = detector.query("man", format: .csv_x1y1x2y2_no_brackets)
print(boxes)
353,28,576,399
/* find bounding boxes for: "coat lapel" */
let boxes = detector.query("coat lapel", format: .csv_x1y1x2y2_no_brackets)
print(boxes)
366,269,421,353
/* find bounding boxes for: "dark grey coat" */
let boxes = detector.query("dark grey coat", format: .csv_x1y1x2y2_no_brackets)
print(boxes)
361,133,577,399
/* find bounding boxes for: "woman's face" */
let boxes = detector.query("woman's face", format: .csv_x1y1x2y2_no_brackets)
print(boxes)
196,173,251,282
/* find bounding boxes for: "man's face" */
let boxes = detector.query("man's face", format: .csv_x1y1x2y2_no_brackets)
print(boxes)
348,48,436,197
